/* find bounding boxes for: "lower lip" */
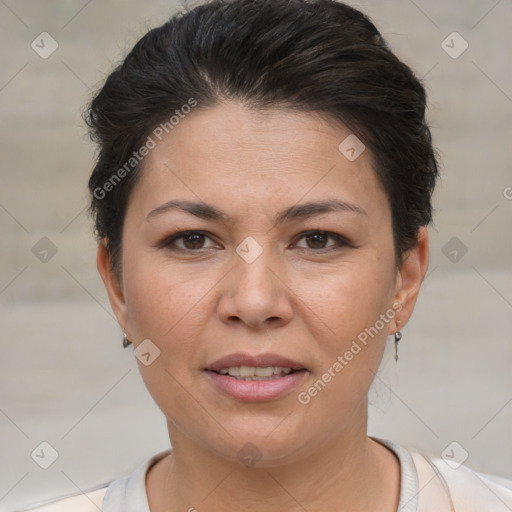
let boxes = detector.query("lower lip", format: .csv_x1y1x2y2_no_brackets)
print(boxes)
204,370,308,402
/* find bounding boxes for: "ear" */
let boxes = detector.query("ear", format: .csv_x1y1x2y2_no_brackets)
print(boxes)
97,241,129,332
390,226,429,332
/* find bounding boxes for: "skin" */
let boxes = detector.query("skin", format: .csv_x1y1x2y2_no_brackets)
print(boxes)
98,100,429,511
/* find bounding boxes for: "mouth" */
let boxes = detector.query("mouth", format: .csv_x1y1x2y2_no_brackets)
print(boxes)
204,353,308,401
205,352,307,376
208,365,302,381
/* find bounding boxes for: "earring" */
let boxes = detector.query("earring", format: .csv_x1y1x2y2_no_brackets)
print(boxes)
394,331,402,362
123,333,132,348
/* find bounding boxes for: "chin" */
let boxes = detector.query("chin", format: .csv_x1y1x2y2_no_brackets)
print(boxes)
206,421,316,468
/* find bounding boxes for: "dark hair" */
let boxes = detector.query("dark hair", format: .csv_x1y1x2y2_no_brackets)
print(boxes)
85,0,438,274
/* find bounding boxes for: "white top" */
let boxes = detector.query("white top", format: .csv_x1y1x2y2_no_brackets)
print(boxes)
16,437,512,512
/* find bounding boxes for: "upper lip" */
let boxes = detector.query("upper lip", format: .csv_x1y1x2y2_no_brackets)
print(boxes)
206,353,306,372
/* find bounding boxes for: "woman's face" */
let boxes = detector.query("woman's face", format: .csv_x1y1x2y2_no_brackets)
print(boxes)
99,101,427,465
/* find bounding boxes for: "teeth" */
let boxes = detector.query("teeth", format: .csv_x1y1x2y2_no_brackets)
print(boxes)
255,366,273,377
240,365,255,377
216,366,295,380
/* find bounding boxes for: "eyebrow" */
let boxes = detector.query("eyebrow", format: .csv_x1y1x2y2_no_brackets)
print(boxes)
146,199,367,224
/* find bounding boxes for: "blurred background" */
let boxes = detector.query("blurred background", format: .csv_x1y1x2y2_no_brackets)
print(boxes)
0,0,511,510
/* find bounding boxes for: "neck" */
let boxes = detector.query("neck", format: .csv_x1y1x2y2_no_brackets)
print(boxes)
147,410,400,511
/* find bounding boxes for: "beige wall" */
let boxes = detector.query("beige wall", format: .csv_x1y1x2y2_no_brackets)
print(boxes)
1,1,511,509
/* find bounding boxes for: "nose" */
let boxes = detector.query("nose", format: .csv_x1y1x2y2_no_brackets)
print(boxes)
216,247,294,331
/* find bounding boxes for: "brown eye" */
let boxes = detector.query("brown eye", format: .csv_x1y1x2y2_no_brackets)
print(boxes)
160,231,218,251
181,233,206,250
294,231,348,251
305,232,328,249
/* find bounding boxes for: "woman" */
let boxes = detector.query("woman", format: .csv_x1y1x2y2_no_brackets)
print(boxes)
22,0,512,510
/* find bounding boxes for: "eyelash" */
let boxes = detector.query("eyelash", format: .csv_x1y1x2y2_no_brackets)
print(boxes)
159,230,351,253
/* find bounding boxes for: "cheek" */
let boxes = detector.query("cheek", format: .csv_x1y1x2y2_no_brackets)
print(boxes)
305,255,396,389
121,250,216,395
122,259,208,421
308,256,396,337
121,247,204,340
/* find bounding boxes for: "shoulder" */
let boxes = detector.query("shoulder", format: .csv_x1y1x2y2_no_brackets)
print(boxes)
15,487,108,512
18,449,172,512
409,449,512,511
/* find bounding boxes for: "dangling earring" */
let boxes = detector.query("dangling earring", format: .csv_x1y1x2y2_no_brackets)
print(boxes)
123,333,132,348
394,319,402,362
394,331,402,362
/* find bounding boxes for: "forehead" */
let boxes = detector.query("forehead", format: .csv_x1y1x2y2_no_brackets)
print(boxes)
129,101,389,223
150,101,357,169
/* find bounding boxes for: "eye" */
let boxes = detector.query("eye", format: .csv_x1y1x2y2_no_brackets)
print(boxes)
159,230,350,253
293,230,349,251
161,231,218,251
